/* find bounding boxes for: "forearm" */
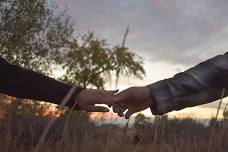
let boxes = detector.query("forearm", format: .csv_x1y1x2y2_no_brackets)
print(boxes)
147,52,228,115
0,57,84,108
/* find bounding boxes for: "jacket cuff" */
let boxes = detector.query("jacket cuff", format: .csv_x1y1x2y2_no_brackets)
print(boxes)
65,86,85,110
147,80,176,115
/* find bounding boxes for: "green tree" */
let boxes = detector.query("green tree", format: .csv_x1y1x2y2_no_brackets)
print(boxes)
0,0,74,74
60,32,145,89
61,33,113,88
112,45,145,88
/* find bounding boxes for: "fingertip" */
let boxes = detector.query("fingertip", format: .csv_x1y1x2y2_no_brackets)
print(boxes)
125,110,133,119
118,112,124,117
113,89,119,94
112,105,118,113
125,115,131,119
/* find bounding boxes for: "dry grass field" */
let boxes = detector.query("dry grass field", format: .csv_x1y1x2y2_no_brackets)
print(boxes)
0,98,228,152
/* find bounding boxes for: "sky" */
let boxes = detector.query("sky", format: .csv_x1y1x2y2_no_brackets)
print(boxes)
55,0,228,119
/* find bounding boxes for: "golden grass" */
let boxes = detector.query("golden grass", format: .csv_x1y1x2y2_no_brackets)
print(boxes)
0,90,228,152
0,105,228,152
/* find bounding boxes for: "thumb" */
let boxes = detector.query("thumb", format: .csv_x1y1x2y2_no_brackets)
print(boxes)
125,110,135,119
85,105,110,112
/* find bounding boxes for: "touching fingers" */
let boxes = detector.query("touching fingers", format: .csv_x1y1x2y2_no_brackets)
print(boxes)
112,102,126,117
94,92,117,105
112,102,126,113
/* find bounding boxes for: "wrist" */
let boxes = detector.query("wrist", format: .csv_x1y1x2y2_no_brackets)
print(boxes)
145,86,157,111
65,86,86,110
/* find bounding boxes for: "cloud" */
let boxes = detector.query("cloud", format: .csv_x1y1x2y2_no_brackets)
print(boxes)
56,0,228,111
56,0,228,66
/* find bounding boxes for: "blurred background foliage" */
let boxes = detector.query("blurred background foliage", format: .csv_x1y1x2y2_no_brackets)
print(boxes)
0,0,145,89
0,0,74,74
0,0,145,118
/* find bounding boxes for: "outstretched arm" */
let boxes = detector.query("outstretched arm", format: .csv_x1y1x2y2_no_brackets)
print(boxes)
113,52,228,118
0,57,84,108
148,52,228,115
0,57,117,112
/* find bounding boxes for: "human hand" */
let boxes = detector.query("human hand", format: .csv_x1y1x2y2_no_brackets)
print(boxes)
76,89,118,112
112,86,155,119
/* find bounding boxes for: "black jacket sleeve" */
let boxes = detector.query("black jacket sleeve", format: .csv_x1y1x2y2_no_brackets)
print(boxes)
0,57,84,108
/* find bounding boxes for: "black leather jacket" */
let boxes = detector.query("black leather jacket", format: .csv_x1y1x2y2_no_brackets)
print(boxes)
0,57,83,108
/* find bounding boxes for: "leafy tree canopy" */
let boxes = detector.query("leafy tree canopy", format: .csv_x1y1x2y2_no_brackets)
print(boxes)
0,0,74,74
61,32,145,89
0,0,145,89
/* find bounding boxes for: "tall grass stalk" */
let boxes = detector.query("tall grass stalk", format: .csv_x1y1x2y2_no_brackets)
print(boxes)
207,88,226,152
33,86,78,152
